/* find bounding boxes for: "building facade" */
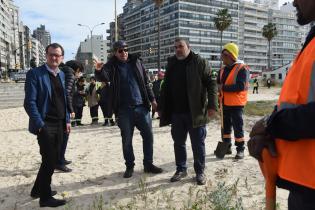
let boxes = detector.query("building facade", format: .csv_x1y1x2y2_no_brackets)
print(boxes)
32,24,51,48
123,0,239,70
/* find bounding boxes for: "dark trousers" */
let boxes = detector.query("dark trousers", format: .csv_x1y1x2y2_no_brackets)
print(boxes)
31,120,63,201
117,105,153,168
288,191,315,210
253,87,258,94
223,107,245,152
100,104,113,122
171,113,206,174
90,105,99,122
58,132,68,166
74,106,83,122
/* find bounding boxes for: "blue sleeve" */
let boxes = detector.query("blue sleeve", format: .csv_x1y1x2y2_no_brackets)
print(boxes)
222,68,248,92
24,70,45,130
266,102,315,140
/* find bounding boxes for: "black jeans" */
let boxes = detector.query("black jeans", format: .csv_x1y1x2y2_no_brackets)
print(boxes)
171,113,206,174
90,105,99,122
223,106,245,152
288,191,315,210
74,106,83,122
58,132,68,166
31,120,63,201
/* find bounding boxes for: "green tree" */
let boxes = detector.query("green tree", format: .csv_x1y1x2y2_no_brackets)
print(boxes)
214,8,232,64
262,23,278,70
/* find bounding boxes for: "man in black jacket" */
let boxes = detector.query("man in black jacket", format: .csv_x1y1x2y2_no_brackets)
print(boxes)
95,40,163,178
158,37,217,185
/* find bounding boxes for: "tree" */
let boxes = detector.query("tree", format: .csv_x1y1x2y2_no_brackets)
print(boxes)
214,8,232,66
262,23,277,70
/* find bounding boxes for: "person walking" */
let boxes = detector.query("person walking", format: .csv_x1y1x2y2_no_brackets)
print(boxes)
86,76,100,125
94,40,163,178
158,37,217,185
24,43,69,207
248,0,315,209
97,81,115,126
214,42,250,160
253,78,259,94
73,77,86,126
152,71,164,119
266,78,271,89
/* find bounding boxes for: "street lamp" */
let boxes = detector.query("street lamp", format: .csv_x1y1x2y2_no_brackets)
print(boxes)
78,22,105,59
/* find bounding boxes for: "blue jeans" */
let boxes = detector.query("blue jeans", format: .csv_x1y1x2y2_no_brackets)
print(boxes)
117,105,153,168
171,113,207,174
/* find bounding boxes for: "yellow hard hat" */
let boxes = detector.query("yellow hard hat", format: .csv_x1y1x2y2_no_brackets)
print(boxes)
223,42,239,60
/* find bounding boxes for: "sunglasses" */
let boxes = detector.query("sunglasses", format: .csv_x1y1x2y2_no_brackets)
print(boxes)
118,48,128,53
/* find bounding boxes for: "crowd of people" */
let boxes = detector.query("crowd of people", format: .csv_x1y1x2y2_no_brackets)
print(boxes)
23,0,315,208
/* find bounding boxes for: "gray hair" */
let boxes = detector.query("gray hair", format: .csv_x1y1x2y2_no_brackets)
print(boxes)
175,37,190,48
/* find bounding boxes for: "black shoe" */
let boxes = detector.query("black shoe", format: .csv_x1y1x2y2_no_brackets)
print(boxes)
170,170,187,182
196,173,206,185
39,197,66,207
144,164,163,174
110,120,115,126
55,165,72,173
64,160,72,165
123,168,134,178
31,190,57,199
226,146,232,155
102,122,109,126
235,151,244,159
71,122,76,127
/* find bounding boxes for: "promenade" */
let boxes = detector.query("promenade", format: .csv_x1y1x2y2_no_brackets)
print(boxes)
0,87,287,210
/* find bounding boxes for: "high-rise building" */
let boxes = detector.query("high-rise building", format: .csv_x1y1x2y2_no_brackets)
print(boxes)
106,14,125,54
32,25,51,48
239,1,269,72
123,0,239,70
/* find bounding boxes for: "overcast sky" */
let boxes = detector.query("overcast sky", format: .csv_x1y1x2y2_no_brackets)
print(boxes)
15,0,293,61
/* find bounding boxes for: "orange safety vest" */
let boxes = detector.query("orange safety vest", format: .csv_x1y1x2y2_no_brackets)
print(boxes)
220,63,249,106
275,37,315,189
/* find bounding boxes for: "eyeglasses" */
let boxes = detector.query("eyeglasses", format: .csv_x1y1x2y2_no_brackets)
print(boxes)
221,52,230,57
117,48,128,53
47,53,63,58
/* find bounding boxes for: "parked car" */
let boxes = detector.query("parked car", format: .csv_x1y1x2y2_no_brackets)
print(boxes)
10,70,28,83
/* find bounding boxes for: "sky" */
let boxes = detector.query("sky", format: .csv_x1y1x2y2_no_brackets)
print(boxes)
14,0,293,61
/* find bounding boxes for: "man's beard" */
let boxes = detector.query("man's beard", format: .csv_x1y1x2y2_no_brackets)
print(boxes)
296,8,311,25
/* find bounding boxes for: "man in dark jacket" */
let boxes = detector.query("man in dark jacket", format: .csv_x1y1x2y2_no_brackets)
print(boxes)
152,71,164,119
158,37,217,185
95,40,163,178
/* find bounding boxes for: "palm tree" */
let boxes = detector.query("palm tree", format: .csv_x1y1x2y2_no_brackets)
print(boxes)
262,23,277,70
154,0,163,70
214,8,232,60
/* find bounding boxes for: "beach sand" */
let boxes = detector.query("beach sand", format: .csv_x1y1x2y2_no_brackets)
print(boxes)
0,87,288,210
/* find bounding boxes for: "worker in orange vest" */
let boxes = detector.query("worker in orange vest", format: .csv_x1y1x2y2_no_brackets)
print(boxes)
248,0,315,209
215,42,250,159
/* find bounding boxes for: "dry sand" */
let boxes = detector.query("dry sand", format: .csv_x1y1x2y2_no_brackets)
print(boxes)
0,87,288,210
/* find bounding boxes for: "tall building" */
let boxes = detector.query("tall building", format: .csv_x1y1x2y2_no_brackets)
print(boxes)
106,14,125,54
254,0,279,9
32,25,51,48
123,0,239,70
269,3,308,70
76,35,109,74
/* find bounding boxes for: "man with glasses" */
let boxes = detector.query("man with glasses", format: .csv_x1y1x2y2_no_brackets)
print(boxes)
215,42,249,160
94,40,163,178
158,37,217,185
24,43,70,207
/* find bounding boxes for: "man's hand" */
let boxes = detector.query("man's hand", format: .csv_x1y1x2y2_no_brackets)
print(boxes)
70,112,75,119
249,116,269,137
247,134,277,162
207,109,216,117
93,59,104,71
66,123,71,134
151,100,158,112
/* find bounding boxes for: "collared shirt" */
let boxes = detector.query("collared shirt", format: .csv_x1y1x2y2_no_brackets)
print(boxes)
45,64,60,77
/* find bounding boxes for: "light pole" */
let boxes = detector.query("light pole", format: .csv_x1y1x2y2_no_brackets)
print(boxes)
78,23,105,72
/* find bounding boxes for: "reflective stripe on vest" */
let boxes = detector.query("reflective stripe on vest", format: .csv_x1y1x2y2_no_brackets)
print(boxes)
275,37,315,189
220,63,249,106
